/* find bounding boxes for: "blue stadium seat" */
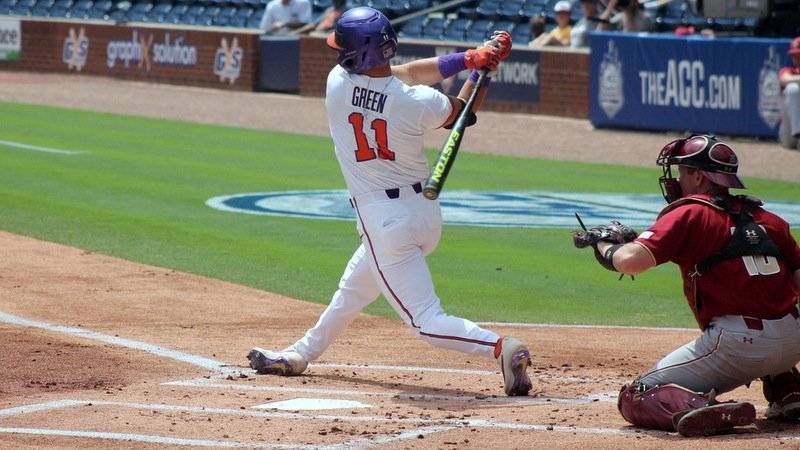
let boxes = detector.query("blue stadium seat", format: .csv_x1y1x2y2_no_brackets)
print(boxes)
397,15,425,38
247,6,264,27
466,18,494,41
87,0,110,18
196,5,220,25
420,16,446,39
407,0,428,11
493,19,515,32
69,0,92,18
387,0,410,17
475,0,500,20
0,0,15,15
511,20,530,43
11,0,36,15
49,0,73,17
213,4,236,25
146,1,171,21
499,0,524,22
228,5,252,26
30,0,54,16
442,17,470,41
181,3,205,24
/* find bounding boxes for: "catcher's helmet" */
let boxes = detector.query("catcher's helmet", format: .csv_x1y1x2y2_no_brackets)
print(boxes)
657,134,746,203
326,7,397,74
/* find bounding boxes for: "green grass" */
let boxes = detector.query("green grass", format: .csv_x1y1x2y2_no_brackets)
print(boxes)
1,101,797,328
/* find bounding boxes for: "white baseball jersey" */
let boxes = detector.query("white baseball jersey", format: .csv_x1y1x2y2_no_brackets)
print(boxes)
325,64,451,197
259,0,312,33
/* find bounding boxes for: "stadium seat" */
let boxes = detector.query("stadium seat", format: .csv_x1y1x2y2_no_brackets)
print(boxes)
387,0,410,17
161,1,186,22
227,5,252,27
48,0,73,16
466,18,494,41
442,17,470,41
493,19,515,32
0,0,15,15
69,0,92,18
30,0,54,16
499,0,524,22
247,6,264,27
511,20,530,43
420,16,446,39
196,5,221,25
397,15,425,38
475,0,500,20
11,0,36,15
181,3,205,24
87,0,110,18
407,0,429,12
125,0,152,21
146,1,171,22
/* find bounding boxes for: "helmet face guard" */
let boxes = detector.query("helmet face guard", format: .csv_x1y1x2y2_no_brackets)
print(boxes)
326,7,397,74
656,135,746,203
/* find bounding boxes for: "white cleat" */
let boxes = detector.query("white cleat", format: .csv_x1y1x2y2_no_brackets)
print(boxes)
247,347,308,376
497,337,532,396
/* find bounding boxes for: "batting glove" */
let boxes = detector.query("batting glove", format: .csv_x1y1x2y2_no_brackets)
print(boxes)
464,45,501,71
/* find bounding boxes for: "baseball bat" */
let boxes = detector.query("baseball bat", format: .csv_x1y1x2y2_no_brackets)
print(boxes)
423,68,489,200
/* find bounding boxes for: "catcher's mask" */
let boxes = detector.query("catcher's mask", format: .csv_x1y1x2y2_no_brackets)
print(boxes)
656,134,746,203
325,7,397,74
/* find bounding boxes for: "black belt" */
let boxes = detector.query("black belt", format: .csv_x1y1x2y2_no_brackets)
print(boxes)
385,182,422,199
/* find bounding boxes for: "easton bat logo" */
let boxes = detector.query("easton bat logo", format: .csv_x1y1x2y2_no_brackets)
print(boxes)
430,130,461,183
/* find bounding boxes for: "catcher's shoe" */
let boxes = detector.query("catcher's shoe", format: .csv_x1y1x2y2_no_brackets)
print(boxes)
766,393,800,421
673,402,755,437
248,347,307,376
495,336,532,396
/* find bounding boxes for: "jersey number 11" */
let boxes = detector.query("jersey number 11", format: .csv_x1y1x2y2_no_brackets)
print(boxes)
348,112,395,162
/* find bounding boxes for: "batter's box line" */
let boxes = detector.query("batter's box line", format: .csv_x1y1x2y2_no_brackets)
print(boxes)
162,377,619,405
2,399,794,443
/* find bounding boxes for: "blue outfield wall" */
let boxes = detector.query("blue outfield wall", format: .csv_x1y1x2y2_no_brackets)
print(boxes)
589,32,794,138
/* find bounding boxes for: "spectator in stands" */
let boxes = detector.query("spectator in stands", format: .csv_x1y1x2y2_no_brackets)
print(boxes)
528,15,547,45
314,0,349,32
530,0,573,47
598,0,654,33
259,0,312,35
780,36,800,151
570,0,605,48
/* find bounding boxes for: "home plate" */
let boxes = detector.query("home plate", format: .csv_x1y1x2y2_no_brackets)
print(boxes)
253,398,373,411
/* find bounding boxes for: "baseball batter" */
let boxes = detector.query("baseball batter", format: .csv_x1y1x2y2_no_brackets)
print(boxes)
574,135,800,437
249,7,533,396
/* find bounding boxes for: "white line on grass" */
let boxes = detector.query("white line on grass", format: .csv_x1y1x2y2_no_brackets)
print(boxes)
476,322,697,332
0,139,87,155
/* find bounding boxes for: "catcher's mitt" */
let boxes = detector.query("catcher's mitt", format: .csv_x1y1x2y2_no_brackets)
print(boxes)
572,219,638,249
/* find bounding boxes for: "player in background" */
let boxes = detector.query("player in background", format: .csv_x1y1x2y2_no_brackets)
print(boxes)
779,36,800,151
248,7,533,397
574,135,800,436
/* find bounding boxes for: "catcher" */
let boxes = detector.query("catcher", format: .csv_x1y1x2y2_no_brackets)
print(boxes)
573,134,800,437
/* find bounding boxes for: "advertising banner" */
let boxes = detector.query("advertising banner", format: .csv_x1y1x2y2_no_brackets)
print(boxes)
0,19,21,61
590,32,793,138
396,42,540,103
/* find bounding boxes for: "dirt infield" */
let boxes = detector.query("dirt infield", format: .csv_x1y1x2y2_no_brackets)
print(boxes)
1,72,800,448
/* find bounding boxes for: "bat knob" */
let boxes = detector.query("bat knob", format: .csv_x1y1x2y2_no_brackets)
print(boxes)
423,189,439,200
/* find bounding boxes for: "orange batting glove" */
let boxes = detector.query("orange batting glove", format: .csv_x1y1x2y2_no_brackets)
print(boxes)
487,30,512,60
464,45,501,71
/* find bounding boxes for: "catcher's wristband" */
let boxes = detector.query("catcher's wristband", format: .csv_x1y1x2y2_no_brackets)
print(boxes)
599,244,623,272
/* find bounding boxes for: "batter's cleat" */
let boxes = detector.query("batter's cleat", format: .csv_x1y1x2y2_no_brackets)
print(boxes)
496,336,532,396
247,347,307,376
766,393,800,421
673,402,755,437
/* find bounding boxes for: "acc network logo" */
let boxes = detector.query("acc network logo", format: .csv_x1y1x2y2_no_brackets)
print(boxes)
599,40,624,119
63,27,88,71
214,37,242,84
206,190,800,228
757,45,782,129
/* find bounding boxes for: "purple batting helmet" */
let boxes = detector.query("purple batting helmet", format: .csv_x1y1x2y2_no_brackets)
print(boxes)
326,7,398,74
657,134,746,203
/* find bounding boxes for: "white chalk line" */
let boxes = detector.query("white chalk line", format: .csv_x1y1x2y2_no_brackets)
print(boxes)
0,311,234,374
4,399,797,443
0,139,87,155
163,377,618,405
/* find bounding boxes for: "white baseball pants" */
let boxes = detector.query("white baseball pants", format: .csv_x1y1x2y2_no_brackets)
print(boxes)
779,83,800,150
294,183,500,362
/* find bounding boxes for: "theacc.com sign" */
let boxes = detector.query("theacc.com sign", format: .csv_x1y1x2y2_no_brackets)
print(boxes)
0,19,21,61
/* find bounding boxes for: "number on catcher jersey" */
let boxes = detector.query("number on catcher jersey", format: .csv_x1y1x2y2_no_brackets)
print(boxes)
348,112,395,162
742,255,780,276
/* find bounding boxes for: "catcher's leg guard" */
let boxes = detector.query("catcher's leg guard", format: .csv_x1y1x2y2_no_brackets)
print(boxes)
763,367,800,421
617,382,710,431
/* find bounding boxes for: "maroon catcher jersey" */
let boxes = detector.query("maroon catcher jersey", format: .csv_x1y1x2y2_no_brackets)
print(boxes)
634,194,800,329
